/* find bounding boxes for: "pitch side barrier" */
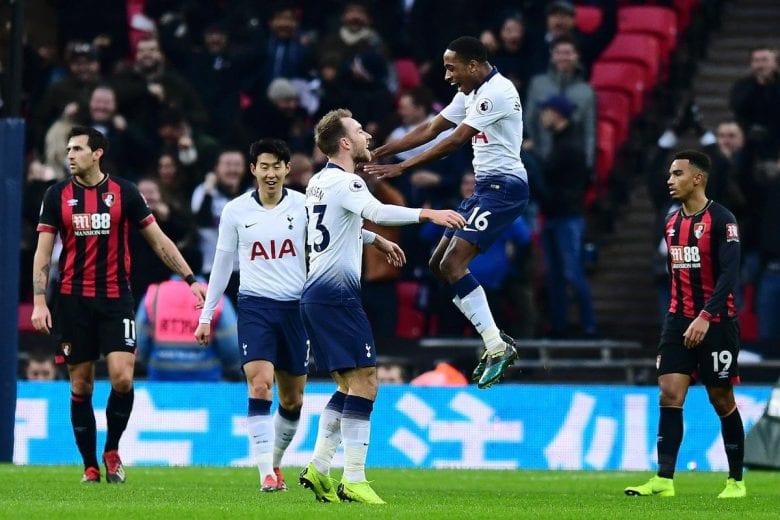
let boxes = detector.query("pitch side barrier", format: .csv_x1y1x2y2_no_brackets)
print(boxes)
14,382,771,470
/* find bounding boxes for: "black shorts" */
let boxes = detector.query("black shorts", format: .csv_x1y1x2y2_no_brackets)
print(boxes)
53,294,137,365
657,314,740,386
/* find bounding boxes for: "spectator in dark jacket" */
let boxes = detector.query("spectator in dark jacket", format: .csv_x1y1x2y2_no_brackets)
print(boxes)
538,95,596,338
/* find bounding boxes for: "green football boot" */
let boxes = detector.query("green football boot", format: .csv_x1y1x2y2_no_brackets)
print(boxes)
337,480,386,505
472,331,516,383
477,344,518,389
717,478,746,498
299,463,339,503
624,475,675,497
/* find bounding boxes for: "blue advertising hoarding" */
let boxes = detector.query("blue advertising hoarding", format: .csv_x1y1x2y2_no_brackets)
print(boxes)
15,382,771,471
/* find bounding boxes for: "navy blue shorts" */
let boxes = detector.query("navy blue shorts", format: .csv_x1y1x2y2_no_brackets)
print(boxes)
300,302,377,373
444,176,529,251
237,295,309,376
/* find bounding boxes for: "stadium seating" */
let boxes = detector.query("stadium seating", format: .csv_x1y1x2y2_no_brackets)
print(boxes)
395,281,426,339
395,58,422,92
596,121,616,184
599,33,662,87
18,302,35,333
590,62,646,115
617,6,678,60
673,0,701,32
595,90,631,146
575,6,603,34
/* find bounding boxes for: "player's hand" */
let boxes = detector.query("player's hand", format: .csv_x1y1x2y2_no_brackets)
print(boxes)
363,163,404,179
421,209,466,229
31,303,52,334
372,235,407,268
189,282,206,309
194,323,211,345
683,316,709,349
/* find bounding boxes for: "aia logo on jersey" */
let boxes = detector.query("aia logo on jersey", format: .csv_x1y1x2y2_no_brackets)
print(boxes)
473,132,489,144
250,239,296,260
477,98,493,114
726,223,740,242
693,223,706,239
102,192,116,207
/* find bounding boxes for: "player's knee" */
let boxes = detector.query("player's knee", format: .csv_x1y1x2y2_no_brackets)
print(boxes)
248,379,273,399
437,256,464,284
111,376,133,393
70,379,93,396
658,385,684,407
279,393,303,412
707,391,735,415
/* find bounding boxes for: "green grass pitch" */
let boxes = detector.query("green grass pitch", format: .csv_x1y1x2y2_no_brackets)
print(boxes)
1,465,779,519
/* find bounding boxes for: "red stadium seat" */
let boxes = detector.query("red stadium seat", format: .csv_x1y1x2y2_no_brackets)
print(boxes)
599,34,662,87
395,58,421,92
575,6,603,34
18,302,35,333
618,6,678,59
673,0,700,32
596,90,631,146
590,62,646,115
395,281,426,339
596,121,616,184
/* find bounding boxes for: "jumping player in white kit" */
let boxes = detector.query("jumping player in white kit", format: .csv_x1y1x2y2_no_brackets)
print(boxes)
365,35,529,389
194,138,404,493
298,109,464,504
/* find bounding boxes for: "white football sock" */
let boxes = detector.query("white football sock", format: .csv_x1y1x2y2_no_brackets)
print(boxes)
311,407,342,474
247,414,274,478
342,416,370,482
459,286,503,354
272,411,299,468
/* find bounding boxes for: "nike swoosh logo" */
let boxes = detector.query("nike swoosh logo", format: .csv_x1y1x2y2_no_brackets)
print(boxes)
245,222,258,228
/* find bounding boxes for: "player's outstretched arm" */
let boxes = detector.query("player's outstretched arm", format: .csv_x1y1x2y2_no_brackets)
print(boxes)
365,123,477,179
140,221,206,305
420,209,466,229
372,114,455,161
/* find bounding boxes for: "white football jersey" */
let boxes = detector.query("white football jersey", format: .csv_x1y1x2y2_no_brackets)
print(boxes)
440,68,526,181
216,189,307,301
302,164,378,306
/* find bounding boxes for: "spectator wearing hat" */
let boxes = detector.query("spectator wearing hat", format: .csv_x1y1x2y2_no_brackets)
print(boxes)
525,36,596,166
537,94,596,338
243,78,313,153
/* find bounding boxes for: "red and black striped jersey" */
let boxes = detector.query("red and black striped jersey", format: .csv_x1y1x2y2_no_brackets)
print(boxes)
37,174,155,299
664,200,740,321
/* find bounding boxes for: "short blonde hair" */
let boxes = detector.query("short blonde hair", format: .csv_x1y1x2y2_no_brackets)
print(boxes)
315,109,352,157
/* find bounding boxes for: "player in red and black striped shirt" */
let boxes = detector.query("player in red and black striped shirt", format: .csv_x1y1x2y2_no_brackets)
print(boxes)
626,150,746,498
31,126,206,484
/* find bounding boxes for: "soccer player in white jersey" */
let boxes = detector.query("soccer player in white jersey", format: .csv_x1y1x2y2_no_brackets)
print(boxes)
365,36,529,389
298,109,465,504
193,138,403,494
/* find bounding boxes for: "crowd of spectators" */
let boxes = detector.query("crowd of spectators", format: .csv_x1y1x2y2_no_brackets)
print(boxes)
7,0,774,380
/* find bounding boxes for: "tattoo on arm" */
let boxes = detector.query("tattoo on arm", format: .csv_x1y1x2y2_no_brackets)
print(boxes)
158,244,188,276
33,263,50,295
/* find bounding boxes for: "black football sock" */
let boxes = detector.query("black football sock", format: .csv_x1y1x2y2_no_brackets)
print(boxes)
105,387,134,452
71,392,98,469
720,407,744,481
657,406,683,479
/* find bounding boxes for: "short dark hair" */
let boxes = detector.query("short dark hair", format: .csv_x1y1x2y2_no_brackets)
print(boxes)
68,125,108,153
447,36,488,63
249,138,291,164
400,86,434,113
315,108,352,157
673,149,711,174
551,35,579,52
